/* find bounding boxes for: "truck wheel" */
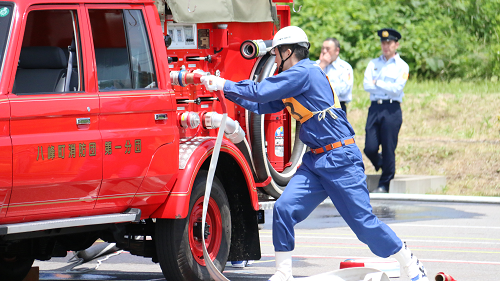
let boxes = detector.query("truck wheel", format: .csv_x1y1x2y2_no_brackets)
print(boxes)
0,256,34,281
155,171,231,281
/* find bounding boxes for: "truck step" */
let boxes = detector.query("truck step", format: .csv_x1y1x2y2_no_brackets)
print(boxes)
0,208,141,235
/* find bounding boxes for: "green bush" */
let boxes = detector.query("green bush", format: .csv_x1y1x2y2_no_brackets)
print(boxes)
290,0,500,80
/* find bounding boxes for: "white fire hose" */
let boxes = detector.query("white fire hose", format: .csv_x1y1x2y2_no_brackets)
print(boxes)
201,87,231,281
202,112,229,281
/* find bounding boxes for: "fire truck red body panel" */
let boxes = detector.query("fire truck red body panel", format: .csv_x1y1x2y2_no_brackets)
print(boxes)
0,0,276,222
151,139,258,219
0,97,11,219
0,0,294,279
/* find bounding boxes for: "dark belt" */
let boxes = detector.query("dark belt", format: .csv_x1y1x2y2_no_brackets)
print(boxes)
311,138,355,154
372,99,400,105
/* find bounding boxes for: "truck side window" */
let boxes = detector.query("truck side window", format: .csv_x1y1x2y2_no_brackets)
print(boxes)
13,10,83,94
89,9,157,91
0,3,14,79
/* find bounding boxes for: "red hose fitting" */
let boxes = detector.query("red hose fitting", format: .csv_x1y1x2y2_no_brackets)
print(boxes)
170,70,203,87
435,272,457,281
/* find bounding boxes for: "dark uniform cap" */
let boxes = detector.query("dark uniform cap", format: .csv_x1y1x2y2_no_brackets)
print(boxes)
377,28,401,42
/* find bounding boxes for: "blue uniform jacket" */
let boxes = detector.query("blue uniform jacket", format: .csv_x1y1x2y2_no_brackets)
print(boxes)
223,59,355,149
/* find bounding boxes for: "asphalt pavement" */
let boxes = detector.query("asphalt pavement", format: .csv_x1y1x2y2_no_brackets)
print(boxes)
35,198,500,281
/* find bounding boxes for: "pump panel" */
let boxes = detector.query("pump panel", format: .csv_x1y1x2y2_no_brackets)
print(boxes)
167,22,197,49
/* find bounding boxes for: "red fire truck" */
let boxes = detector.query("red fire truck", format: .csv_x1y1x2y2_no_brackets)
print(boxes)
0,0,306,280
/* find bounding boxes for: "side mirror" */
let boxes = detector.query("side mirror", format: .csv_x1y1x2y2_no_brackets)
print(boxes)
164,34,172,48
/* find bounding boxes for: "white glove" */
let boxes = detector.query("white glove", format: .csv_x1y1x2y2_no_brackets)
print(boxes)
200,75,226,92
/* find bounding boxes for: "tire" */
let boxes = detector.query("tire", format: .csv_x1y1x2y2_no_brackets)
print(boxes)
0,256,34,281
155,170,231,281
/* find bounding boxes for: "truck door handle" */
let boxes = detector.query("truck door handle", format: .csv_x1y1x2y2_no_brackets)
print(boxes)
155,114,168,121
76,118,91,125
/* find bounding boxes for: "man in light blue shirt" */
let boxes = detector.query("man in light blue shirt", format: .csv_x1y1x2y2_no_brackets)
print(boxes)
363,28,409,193
317,38,353,115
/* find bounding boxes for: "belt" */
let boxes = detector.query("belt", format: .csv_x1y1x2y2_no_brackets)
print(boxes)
372,99,400,105
311,138,355,154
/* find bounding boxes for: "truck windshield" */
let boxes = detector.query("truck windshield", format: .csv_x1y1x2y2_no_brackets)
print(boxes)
0,3,14,80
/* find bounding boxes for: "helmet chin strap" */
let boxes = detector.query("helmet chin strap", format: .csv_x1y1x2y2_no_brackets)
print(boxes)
278,45,296,73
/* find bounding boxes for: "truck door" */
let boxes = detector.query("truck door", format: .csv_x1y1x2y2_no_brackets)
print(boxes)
0,99,9,218
7,6,102,217
86,6,177,211
0,2,14,218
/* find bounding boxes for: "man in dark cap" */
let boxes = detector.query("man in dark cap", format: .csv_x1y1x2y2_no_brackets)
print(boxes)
363,28,409,193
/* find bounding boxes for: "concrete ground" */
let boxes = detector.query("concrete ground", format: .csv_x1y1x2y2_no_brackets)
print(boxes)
35,199,500,280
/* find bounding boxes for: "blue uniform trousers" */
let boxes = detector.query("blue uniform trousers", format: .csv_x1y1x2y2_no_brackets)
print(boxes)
272,142,402,257
364,102,403,189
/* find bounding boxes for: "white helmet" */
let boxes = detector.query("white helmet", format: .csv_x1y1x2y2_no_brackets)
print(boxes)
271,26,310,53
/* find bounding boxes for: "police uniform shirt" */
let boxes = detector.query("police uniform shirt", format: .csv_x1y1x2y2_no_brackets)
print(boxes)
363,53,409,103
223,59,355,150
316,58,353,103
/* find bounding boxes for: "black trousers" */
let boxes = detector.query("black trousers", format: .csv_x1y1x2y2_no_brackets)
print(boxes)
363,101,402,190
340,101,347,116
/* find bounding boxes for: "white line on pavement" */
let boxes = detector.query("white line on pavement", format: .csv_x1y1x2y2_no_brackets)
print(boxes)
260,235,500,245
390,223,500,229
260,254,500,265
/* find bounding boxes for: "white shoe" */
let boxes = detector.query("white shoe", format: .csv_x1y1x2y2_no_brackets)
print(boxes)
268,251,293,281
391,242,429,281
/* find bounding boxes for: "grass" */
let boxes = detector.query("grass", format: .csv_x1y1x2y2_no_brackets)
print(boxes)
347,73,500,196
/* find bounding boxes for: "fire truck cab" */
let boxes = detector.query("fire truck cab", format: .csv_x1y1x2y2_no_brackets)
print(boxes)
0,0,303,280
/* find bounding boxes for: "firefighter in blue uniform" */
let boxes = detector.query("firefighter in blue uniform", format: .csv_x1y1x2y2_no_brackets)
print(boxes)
201,26,427,281
363,28,409,193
